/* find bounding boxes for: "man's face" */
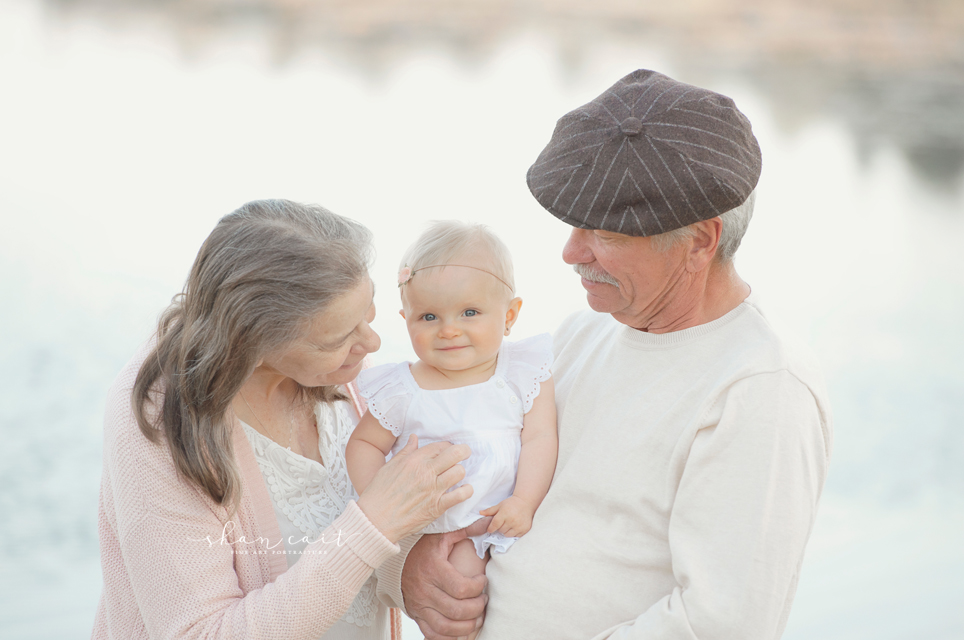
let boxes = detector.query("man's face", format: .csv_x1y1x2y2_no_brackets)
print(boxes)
562,227,689,330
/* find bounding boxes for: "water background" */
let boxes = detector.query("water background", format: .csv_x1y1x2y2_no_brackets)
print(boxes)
1,0,963,638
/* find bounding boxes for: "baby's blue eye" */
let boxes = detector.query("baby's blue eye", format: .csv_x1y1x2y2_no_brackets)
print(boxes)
423,313,437,321
463,309,478,317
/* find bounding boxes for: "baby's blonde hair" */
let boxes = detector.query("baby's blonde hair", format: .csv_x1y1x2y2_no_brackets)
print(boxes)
400,220,515,294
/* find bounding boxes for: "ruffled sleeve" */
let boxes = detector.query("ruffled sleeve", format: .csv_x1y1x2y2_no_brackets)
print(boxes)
356,362,413,437
503,333,554,414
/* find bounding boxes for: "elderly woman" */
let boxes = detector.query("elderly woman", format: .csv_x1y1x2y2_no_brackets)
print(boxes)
92,200,472,639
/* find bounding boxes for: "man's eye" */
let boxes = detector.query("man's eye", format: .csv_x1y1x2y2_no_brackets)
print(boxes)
463,309,478,317
422,313,437,321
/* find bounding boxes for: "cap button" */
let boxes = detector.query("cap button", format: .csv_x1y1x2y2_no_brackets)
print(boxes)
620,117,643,136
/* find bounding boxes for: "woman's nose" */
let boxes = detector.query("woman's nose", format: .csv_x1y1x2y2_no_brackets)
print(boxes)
354,323,381,355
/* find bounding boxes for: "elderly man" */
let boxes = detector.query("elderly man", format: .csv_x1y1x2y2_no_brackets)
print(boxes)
377,69,833,640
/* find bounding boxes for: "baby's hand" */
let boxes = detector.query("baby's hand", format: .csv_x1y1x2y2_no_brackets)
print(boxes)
479,495,535,538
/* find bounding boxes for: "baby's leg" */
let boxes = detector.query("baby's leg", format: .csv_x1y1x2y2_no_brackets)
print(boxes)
448,538,489,640
449,538,487,578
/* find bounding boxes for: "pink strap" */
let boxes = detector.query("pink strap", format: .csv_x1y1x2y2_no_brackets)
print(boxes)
344,358,401,639
344,357,371,417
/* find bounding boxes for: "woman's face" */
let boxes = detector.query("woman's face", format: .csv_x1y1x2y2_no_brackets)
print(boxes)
261,277,380,387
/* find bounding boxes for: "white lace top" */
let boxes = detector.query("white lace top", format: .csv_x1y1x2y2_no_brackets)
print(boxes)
241,400,388,640
358,334,554,559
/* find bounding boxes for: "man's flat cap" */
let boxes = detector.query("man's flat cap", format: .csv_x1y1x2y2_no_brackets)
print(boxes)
526,69,762,236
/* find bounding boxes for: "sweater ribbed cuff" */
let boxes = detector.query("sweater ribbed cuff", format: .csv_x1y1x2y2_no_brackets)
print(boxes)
306,501,400,588
375,533,422,612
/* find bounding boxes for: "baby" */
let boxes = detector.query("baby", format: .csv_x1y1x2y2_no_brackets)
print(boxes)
346,221,558,635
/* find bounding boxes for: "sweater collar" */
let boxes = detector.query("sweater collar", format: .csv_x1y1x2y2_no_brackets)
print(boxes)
617,291,756,349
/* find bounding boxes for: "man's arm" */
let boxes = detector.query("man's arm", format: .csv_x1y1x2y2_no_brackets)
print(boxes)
590,370,831,639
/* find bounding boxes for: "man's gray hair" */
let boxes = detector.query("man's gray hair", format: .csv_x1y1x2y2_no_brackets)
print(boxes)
651,189,756,262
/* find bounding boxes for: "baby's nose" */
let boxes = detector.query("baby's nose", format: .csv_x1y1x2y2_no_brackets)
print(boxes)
438,321,460,337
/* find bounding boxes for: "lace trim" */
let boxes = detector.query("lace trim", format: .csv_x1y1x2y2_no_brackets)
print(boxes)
365,395,405,437
358,363,410,437
243,401,378,628
507,335,554,414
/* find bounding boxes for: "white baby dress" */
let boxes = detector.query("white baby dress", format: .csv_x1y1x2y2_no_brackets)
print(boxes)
357,333,553,558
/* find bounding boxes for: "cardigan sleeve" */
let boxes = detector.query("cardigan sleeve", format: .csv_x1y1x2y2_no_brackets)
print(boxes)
97,360,399,640
374,534,422,612
586,370,831,640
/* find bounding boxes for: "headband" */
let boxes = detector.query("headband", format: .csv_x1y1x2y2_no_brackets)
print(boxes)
397,264,513,292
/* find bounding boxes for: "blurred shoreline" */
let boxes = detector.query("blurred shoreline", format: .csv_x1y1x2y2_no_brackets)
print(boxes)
36,0,964,188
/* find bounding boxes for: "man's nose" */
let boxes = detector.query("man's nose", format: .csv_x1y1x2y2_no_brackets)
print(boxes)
562,228,594,265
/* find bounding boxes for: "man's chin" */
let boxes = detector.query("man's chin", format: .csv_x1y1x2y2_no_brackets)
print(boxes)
582,281,620,313
585,291,619,314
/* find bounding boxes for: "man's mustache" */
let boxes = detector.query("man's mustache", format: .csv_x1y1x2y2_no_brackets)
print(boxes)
573,264,619,287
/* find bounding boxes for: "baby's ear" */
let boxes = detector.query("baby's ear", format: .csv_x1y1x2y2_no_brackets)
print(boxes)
504,297,523,331
399,309,406,319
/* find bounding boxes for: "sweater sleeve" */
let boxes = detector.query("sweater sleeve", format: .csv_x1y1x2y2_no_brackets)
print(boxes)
588,370,831,640
100,378,399,639
374,533,422,612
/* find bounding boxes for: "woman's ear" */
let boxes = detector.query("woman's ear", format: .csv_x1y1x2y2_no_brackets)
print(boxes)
504,297,523,335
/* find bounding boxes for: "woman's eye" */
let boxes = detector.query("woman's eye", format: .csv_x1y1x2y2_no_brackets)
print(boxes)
422,313,437,321
463,309,478,317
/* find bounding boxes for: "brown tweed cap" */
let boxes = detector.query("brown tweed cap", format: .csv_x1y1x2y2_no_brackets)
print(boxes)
526,69,762,236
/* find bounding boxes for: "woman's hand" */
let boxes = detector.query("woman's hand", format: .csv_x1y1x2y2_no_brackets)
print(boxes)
356,435,473,543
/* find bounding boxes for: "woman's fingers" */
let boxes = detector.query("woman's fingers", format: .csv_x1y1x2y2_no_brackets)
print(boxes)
438,483,473,512
421,441,471,474
401,433,418,451
356,437,476,542
398,438,469,469
436,460,467,490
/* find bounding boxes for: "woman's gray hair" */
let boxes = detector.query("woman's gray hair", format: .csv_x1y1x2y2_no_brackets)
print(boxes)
133,199,373,508
401,220,515,295
651,189,756,262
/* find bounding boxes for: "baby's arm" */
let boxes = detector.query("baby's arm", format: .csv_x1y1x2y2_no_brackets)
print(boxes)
480,378,558,537
346,411,399,494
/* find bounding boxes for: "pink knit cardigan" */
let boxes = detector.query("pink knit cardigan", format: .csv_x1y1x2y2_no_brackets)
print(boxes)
91,343,404,639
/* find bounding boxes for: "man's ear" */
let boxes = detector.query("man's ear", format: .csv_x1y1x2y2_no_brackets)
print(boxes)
504,297,523,334
686,218,723,272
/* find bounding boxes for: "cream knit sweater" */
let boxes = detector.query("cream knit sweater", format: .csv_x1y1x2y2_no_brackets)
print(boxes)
92,343,409,640
479,297,833,639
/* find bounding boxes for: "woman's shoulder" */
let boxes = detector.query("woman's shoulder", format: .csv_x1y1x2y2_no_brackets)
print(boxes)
104,338,159,448
101,340,234,532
